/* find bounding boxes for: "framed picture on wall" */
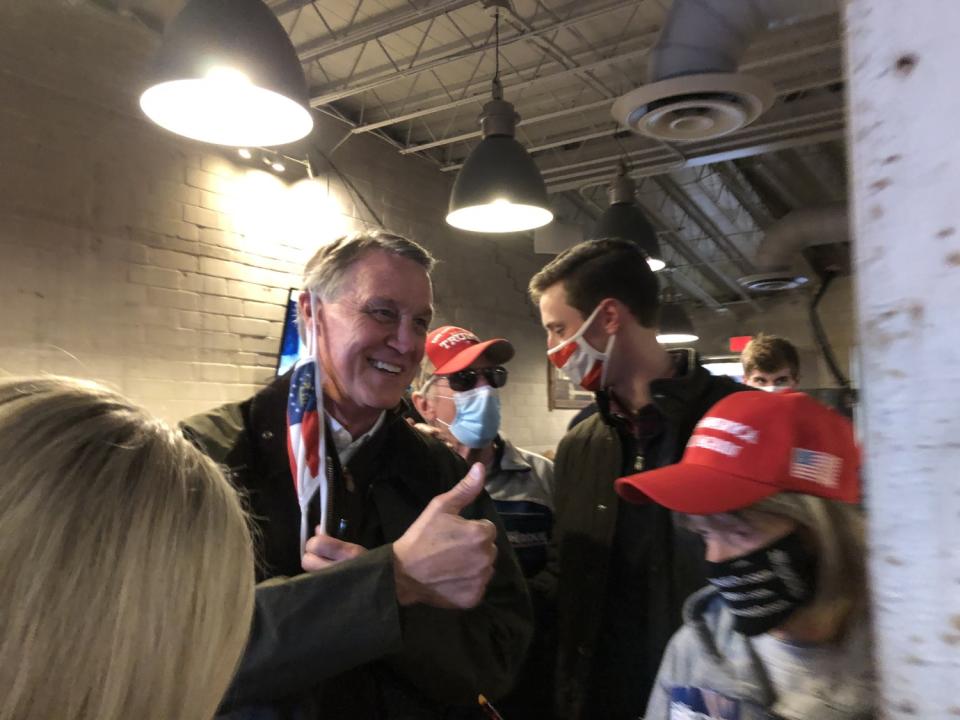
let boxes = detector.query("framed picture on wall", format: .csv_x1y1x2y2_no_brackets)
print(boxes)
547,361,594,410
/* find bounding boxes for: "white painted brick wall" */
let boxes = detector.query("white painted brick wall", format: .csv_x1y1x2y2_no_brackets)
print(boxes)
0,1,577,455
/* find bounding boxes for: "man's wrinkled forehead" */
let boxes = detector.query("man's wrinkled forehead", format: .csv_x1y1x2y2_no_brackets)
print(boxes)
341,250,433,307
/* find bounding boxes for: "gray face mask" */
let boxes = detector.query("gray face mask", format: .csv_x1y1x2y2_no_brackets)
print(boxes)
705,530,818,636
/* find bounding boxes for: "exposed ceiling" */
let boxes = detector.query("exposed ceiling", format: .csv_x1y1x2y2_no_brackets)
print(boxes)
110,0,849,311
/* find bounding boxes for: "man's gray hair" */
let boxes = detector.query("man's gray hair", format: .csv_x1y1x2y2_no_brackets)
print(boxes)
298,230,435,339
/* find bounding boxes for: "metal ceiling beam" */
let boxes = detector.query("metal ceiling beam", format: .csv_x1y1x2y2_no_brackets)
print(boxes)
307,0,642,105
654,176,757,277
296,0,477,65
434,73,845,170
267,0,316,17
714,162,776,230
501,5,615,99
347,44,653,132
480,106,845,181
637,199,760,311
356,36,839,137
399,98,613,154
543,125,846,193
667,269,727,312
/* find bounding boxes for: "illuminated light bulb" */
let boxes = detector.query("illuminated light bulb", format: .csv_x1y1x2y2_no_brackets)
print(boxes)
139,0,314,147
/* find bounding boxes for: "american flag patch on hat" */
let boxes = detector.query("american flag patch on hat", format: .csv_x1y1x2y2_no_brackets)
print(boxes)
790,448,842,488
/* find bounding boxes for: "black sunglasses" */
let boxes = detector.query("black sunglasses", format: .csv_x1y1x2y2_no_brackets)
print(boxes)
444,366,509,392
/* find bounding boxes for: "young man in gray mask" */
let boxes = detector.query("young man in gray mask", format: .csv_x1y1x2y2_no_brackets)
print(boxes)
615,390,872,720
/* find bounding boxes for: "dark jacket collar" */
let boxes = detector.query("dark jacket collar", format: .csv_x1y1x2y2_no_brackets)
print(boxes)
247,371,419,491
596,348,712,425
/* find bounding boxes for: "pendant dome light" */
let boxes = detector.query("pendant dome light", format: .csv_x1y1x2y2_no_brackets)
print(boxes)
446,5,553,233
140,0,314,147
592,163,665,271
657,303,699,344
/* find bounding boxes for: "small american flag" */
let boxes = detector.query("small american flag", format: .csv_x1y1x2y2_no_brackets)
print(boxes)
287,355,327,554
790,448,841,488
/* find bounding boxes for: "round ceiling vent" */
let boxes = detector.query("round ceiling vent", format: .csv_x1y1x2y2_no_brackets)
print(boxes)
612,73,775,142
738,271,809,293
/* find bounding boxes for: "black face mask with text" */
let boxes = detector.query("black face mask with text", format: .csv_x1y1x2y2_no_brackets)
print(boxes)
705,530,818,636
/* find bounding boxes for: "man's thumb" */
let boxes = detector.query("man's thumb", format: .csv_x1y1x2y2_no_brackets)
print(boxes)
433,462,485,515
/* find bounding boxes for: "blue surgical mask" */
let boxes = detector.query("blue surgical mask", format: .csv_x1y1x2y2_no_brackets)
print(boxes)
439,385,501,448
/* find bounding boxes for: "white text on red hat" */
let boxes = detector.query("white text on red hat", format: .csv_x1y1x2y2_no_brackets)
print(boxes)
434,331,478,349
688,434,744,457
696,416,759,444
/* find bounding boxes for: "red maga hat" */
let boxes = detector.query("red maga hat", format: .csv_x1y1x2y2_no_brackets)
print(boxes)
425,326,514,375
615,390,860,514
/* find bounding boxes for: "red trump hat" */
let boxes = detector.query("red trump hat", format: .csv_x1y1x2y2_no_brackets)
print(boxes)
615,390,860,514
425,326,514,375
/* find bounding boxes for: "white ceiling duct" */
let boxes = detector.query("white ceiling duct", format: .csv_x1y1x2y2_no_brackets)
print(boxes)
739,203,848,292
613,0,834,142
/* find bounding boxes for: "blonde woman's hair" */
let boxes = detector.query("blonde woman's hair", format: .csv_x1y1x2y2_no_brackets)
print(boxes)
687,494,867,627
749,493,867,623
0,376,255,720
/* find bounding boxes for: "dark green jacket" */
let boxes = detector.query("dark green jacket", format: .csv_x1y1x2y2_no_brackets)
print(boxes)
550,352,746,719
182,373,532,719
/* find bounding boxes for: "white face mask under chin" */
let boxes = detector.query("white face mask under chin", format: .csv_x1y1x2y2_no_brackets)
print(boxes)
546,304,615,392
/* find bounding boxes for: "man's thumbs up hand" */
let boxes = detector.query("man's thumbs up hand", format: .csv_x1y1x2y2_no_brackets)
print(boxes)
392,463,498,609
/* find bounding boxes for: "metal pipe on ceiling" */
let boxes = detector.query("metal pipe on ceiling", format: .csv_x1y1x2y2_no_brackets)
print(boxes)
754,202,848,271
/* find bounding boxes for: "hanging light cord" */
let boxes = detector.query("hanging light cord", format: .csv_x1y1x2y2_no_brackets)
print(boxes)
494,9,500,84
490,8,502,99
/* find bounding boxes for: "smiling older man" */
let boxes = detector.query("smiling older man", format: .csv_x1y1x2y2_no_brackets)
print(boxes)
183,231,531,719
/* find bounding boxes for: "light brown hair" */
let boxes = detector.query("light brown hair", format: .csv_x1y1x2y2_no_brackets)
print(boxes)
740,332,800,379
0,376,254,720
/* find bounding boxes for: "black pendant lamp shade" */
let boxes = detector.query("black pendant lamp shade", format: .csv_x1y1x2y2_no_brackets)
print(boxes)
140,0,314,147
446,6,552,234
592,167,665,271
657,303,699,344
447,88,553,233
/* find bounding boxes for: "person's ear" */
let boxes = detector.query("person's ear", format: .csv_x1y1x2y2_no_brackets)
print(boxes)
411,391,434,421
299,292,326,339
597,298,623,335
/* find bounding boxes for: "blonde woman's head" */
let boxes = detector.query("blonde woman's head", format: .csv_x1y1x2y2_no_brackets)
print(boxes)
0,376,254,720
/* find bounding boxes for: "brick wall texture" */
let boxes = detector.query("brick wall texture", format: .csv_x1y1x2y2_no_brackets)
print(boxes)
0,0,577,453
